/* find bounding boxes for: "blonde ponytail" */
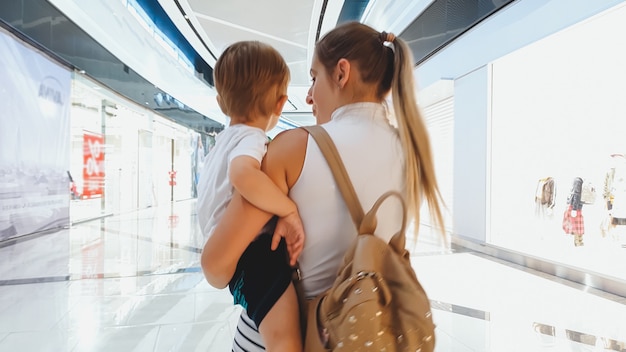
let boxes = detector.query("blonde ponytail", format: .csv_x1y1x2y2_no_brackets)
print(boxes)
390,38,445,236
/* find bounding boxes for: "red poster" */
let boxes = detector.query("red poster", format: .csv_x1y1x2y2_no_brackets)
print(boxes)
82,131,105,198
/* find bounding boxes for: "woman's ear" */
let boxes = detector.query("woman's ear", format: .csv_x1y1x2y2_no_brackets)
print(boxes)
336,58,350,88
274,94,289,116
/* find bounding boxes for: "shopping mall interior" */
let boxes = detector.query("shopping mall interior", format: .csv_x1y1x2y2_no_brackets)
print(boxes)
1,0,625,350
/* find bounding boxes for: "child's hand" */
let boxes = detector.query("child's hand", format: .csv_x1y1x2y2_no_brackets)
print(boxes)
272,211,305,266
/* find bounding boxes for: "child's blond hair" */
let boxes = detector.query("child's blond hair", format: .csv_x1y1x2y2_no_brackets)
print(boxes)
214,41,290,123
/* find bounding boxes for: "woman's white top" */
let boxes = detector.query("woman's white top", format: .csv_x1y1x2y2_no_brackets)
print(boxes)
232,102,406,351
290,102,405,297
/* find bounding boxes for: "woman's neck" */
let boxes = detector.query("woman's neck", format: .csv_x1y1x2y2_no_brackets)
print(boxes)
337,80,382,106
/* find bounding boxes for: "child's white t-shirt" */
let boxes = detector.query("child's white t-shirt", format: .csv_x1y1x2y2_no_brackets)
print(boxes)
196,124,268,240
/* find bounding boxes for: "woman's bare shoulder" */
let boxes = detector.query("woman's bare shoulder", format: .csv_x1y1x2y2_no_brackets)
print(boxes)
264,127,309,186
267,127,308,158
272,127,309,146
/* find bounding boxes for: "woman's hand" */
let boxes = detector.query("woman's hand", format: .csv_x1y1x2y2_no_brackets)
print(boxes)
273,211,305,266
201,192,273,288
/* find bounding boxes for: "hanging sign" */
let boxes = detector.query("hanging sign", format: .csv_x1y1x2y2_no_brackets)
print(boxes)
82,131,105,198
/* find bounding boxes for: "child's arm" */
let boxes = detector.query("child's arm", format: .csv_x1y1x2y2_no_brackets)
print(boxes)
229,155,297,217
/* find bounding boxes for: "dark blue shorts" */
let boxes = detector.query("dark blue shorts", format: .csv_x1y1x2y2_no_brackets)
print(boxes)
228,218,293,328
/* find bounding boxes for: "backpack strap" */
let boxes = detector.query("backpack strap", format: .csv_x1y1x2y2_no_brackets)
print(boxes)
360,190,408,250
302,125,365,228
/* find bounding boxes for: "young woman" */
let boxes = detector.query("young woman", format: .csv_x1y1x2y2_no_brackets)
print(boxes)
201,22,445,351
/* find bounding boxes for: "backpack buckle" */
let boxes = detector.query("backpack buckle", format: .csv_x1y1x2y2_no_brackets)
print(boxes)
293,267,302,281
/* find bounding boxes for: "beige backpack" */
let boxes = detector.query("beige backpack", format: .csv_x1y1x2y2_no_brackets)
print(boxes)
296,126,436,352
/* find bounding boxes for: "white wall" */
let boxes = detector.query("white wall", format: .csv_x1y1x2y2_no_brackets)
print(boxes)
452,66,490,241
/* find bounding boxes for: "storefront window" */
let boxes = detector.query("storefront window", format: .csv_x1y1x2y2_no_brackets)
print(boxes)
69,76,104,222
69,75,197,223
488,4,626,281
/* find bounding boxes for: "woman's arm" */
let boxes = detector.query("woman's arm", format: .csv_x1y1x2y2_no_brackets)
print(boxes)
201,190,273,288
201,128,309,288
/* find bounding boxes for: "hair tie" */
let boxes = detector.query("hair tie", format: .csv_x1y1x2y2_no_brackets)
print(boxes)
379,31,396,44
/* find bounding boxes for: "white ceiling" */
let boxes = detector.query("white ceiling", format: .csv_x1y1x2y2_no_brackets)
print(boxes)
157,0,341,126
157,0,433,127
48,0,433,131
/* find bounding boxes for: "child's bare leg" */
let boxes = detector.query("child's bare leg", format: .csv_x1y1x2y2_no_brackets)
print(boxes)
258,282,302,352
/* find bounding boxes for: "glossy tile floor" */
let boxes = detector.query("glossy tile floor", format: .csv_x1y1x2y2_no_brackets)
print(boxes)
0,200,625,351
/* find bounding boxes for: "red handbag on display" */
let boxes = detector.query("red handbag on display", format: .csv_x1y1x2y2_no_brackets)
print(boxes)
562,206,573,234
562,205,585,235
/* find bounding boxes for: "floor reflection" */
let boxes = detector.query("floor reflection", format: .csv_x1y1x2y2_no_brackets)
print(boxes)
0,199,624,351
